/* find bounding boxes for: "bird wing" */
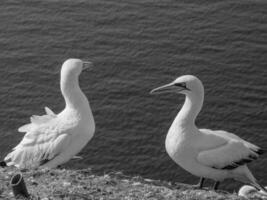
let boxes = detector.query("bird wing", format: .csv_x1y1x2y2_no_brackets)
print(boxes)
18,107,56,133
197,129,263,170
5,108,73,169
202,129,263,154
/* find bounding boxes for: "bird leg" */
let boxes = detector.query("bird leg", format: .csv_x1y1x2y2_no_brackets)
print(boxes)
213,181,220,190
194,177,205,189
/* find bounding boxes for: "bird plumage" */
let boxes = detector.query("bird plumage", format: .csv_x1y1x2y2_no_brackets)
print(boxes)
197,129,262,170
151,75,265,191
4,58,95,169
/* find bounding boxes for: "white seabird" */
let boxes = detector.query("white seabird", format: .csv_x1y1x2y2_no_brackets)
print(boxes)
4,58,95,169
150,75,265,191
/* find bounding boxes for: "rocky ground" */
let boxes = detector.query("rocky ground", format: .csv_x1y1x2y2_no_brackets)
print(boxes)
0,167,263,200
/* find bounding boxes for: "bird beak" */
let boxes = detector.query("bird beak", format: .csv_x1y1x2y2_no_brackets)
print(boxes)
150,82,177,94
150,82,188,94
82,61,93,70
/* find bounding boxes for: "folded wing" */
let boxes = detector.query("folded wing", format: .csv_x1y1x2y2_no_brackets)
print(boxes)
197,129,264,170
5,107,71,169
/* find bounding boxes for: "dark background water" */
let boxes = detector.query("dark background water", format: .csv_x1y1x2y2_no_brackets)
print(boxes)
0,0,266,191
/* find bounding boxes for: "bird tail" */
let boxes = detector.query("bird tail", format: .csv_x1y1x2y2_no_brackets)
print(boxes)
252,182,267,195
4,150,24,168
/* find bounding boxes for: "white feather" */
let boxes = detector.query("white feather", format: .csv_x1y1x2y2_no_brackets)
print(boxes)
45,107,56,116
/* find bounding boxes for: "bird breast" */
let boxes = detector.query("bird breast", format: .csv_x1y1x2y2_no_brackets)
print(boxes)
165,124,200,164
165,126,186,157
58,108,94,134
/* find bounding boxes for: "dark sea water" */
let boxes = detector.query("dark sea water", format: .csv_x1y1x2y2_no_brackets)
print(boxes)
0,0,266,191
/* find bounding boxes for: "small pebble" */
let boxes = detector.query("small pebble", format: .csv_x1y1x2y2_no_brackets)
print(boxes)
144,192,154,198
63,181,71,187
132,182,142,186
31,181,38,186
121,179,129,183
144,178,154,183
103,174,110,179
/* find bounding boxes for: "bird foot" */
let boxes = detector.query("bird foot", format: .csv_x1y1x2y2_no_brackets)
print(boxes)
192,184,203,189
192,177,205,189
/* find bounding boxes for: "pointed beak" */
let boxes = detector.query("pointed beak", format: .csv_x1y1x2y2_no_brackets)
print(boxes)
150,82,188,94
150,82,177,94
82,61,93,70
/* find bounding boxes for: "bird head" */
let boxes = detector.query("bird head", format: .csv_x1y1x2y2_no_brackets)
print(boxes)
61,58,93,78
150,75,204,96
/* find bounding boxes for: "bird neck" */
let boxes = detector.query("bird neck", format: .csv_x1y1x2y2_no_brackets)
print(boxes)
175,92,204,127
60,76,88,110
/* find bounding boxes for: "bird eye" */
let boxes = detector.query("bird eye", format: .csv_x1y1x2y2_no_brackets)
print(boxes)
174,83,186,88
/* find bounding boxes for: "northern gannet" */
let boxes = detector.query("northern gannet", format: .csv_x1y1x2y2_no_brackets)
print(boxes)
150,75,265,191
4,58,95,169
